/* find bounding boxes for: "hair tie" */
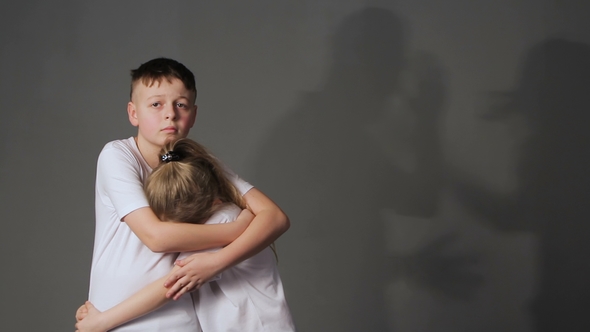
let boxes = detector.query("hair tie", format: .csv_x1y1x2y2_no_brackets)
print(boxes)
161,151,181,163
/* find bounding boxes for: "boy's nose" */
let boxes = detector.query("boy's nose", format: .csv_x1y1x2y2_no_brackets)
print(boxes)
165,106,176,120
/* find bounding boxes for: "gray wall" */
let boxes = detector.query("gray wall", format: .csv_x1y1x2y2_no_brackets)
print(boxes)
1,1,589,331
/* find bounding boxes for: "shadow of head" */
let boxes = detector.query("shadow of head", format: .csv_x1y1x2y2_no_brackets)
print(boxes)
329,7,406,95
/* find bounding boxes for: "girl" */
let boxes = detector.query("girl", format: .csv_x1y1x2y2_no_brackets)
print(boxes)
76,138,295,332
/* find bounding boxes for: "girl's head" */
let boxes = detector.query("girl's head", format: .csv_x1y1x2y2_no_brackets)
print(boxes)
145,138,245,224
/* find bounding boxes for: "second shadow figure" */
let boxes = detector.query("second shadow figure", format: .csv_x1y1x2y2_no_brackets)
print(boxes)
451,39,590,332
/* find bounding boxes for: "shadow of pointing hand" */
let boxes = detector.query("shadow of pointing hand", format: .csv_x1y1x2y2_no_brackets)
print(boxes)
395,232,484,301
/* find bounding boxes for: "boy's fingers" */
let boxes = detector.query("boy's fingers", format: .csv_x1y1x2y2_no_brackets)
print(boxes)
187,280,199,293
173,287,187,300
167,275,198,299
174,281,198,300
174,255,194,267
172,281,198,300
164,273,181,288
165,276,185,298
164,262,192,287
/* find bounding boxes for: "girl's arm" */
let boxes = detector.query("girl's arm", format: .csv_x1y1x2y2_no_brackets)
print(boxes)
76,205,260,330
75,267,181,332
123,207,253,253
163,188,289,297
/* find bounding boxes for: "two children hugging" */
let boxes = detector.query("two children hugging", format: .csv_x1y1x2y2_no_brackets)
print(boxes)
75,58,294,331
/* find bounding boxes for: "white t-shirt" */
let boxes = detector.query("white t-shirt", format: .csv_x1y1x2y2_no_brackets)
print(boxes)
179,204,296,332
88,137,253,332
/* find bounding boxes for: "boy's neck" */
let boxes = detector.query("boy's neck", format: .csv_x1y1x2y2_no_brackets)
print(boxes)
134,136,161,169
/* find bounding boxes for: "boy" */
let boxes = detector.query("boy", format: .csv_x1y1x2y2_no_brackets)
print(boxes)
83,58,289,331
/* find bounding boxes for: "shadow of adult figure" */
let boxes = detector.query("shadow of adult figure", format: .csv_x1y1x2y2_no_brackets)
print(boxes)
450,39,590,332
250,7,446,331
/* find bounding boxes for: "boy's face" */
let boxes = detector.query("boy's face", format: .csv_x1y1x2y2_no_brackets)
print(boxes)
128,78,197,154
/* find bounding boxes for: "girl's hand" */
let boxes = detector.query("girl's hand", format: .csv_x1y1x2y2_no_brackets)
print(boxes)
75,301,107,332
75,303,88,322
163,251,223,300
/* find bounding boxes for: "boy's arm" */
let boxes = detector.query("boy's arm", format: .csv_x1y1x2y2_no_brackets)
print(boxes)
163,188,289,295
99,146,251,253
123,207,253,253
217,187,290,263
75,267,181,332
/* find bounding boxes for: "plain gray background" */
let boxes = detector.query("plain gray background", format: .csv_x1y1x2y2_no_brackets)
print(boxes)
1,0,589,331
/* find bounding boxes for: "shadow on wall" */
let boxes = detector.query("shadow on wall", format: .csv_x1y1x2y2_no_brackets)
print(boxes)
450,39,590,332
250,6,451,331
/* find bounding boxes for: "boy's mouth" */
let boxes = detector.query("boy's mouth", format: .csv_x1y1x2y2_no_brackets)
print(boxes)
161,126,178,133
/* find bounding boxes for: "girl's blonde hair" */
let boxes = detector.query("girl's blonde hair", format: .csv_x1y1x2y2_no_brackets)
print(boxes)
145,138,246,224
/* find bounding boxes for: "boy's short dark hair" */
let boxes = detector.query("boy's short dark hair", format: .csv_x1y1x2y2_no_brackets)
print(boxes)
130,57,197,101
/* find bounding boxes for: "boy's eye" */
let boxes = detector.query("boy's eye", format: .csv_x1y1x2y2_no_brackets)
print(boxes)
151,102,161,107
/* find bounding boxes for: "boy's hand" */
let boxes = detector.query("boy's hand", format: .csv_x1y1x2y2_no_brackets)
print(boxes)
75,301,107,332
164,251,223,300
75,303,88,322
163,208,255,300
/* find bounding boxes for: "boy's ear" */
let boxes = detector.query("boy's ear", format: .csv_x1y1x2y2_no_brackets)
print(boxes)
128,102,139,127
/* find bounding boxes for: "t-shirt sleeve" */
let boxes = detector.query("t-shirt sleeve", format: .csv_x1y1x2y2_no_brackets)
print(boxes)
96,144,150,221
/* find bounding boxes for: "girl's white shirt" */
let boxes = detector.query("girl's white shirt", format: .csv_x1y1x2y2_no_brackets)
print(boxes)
179,203,296,332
